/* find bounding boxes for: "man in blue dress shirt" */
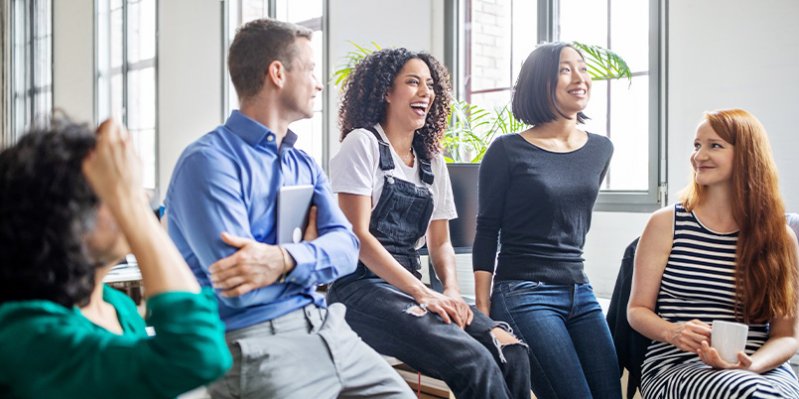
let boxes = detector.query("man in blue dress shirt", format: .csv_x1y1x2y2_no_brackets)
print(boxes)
166,18,413,399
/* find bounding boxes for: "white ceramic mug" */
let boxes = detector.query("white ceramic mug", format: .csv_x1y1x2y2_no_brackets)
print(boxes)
711,320,748,363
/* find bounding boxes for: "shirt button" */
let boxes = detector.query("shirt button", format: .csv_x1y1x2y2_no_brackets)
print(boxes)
266,135,275,142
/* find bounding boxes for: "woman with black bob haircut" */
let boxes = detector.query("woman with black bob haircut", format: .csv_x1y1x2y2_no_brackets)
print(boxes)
328,48,532,399
473,42,622,398
0,117,230,398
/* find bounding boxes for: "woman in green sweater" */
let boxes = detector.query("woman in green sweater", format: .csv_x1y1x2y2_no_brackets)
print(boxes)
0,118,231,398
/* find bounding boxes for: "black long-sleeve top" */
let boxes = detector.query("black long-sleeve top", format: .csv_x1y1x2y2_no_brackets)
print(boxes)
472,132,613,284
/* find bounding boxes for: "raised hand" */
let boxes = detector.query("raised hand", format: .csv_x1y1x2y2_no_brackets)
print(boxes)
82,119,145,207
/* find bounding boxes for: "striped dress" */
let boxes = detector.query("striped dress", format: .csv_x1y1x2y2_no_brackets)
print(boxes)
640,204,799,399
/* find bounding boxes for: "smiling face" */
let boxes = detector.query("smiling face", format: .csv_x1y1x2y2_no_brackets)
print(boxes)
553,46,591,117
384,58,435,132
691,120,735,187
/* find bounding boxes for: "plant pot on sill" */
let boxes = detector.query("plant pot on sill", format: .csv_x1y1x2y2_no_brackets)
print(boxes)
447,162,479,254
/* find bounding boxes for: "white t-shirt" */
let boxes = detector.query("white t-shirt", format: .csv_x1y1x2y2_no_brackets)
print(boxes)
330,124,458,248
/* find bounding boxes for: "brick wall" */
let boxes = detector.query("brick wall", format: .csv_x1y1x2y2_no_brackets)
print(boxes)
469,0,511,93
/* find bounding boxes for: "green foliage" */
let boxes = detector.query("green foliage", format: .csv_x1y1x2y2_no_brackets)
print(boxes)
571,41,632,83
442,100,492,163
331,41,632,163
443,101,527,163
331,41,382,89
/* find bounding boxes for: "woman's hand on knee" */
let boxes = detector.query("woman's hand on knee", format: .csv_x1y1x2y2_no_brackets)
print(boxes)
666,319,711,353
697,341,753,370
415,289,468,328
443,287,474,327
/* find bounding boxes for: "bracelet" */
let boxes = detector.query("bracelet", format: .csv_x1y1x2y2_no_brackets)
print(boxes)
278,246,289,283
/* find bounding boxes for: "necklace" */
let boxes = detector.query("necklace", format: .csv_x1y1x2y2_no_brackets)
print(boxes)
399,147,414,166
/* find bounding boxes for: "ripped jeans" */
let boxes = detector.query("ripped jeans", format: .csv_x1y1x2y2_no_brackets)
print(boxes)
327,278,532,399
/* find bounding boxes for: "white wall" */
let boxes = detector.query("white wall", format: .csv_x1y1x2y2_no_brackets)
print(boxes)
585,0,799,297
667,0,799,209
157,0,223,197
52,0,94,122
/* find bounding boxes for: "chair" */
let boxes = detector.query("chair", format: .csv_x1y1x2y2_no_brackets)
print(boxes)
606,237,649,399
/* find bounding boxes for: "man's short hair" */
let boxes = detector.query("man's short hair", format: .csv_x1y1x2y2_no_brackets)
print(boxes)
228,18,313,101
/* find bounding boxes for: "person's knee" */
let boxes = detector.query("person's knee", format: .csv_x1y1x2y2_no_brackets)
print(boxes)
491,327,520,346
488,326,529,366
404,304,428,317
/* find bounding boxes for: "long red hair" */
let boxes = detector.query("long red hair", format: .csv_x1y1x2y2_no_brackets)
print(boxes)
681,109,799,322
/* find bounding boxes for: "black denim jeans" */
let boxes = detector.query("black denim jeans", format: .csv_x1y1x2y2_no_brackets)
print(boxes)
328,278,531,399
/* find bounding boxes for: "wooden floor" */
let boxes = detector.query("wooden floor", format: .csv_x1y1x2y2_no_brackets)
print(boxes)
393,364,643,399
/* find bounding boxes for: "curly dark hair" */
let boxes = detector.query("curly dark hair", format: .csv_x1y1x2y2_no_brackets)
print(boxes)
0,118,99,308
339,48,452,160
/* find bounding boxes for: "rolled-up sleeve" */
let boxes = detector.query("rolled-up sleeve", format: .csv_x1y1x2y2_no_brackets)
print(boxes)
2,289,231,398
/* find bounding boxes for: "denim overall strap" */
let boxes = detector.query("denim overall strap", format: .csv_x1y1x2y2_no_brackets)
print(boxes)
346,126,435,281
414,141,435,185
365,126,434,185
366,127,396,172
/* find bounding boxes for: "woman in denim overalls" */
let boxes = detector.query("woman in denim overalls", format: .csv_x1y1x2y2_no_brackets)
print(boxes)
327,48,531,399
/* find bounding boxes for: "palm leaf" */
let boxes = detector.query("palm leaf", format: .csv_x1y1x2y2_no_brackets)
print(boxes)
571,41,632,84
331,41,381,90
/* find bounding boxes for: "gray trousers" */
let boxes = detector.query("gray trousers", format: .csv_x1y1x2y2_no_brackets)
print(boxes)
208,303,414,399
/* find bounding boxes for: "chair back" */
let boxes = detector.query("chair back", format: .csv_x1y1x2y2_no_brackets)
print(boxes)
607,237,649,399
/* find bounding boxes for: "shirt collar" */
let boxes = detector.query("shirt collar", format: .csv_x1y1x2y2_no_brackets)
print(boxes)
224,110,298,149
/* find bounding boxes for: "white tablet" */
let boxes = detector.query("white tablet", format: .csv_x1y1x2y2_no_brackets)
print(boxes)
276,184,314,244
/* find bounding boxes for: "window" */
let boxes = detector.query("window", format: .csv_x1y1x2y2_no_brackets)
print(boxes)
224,0,327,165
453,0,663,211
95,0,158,190
4,0,52,146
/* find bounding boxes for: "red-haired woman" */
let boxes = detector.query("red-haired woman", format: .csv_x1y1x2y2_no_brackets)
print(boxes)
629,109,799,397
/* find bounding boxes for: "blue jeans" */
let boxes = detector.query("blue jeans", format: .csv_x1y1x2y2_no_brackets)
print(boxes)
328,278,532,399
491,280,622,399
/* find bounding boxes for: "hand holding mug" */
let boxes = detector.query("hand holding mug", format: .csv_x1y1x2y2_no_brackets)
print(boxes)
666,319,712,353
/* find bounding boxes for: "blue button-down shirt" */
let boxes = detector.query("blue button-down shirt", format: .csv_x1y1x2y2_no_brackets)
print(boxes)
165,111,359,331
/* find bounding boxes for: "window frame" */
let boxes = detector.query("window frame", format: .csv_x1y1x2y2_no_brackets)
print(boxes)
93,0,160,191
3,0,53,146
446,0,666,212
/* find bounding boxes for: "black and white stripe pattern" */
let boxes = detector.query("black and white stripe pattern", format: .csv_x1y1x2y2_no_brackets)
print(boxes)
640,204,799,398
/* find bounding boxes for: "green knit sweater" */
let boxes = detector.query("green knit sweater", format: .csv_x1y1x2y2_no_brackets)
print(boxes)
0,287,231,398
